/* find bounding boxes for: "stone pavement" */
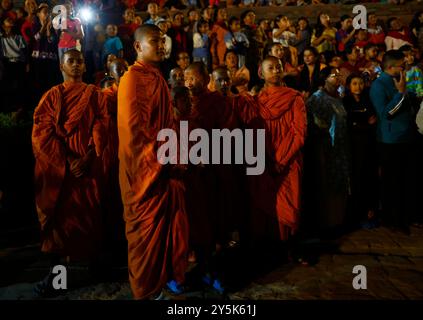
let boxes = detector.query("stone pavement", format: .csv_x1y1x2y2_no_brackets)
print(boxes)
1,226,423,300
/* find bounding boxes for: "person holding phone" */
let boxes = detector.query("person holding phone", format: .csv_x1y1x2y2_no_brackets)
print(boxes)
369,50,417,235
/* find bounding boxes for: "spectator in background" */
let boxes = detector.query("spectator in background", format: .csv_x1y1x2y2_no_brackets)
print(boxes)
223,49,249,94
342,73,378,229
0,17,26,112
176,50,190,71
193,19,211,71
102,24,123,65
225,16,249,68
336,15,355,54
211,8,228,68
272,15,297,48
1,0,17,23
266,42,298,89
240,9,259,87
169,11,188,65
311,12,337,54
370,50,417,234
31,3,60,104
21,0,37,48
367,13,385,46
410,11,423,52
295,17,311,61
359,43,382,86
255,18,270,61
57,2,84,61
144,2,161,25
156,18,172,78
354,29,369,56
119,8,138,64
339,45,361,85
400,44,423,98
298,46,326,98
305,67,350,238
385,17,413,50
15,6,25,32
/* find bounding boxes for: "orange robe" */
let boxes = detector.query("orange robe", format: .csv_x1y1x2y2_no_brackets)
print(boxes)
211,23,229,68
252,86,307,241
118,61,189,299
185,91,238,250
101,84,124,244
32,82,108,260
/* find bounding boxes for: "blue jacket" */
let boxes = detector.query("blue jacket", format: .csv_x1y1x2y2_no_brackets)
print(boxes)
370,72,415,144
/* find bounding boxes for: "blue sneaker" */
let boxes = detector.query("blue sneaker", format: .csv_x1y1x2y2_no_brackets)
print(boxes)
212,279,225,294
166,280,184,295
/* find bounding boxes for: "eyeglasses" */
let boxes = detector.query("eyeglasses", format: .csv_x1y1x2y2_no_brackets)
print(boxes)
329,73,340,78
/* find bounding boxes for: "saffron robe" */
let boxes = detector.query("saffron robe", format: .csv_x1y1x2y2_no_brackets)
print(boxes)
32,82,108,260
118,61,189,299
252,86,307,241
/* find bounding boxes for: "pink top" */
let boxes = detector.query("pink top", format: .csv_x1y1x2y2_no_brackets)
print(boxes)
58,18,82,49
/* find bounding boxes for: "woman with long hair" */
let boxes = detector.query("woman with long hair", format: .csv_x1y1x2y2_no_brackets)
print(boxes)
343,73,378,229
311,13,337,54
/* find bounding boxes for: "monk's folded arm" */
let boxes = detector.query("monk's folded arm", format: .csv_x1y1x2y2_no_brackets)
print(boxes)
273,95,307,168
32,94,67,168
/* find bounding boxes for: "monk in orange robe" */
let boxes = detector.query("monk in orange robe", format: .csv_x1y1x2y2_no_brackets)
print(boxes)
118,25,189,300
250,56,307,242
184,62,242,292
101,58,128,249
32,49,108,294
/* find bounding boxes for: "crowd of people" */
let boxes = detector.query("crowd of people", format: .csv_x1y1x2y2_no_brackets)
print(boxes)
1,0,423,300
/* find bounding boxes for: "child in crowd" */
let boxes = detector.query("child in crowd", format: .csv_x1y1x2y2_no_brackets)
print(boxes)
225,16,249,68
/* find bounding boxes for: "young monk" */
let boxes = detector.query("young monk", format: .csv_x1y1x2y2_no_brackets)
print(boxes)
117,24,189,300
31,49,108,295
101,58,128,250
251,56,307,244
168,67,184,88
184,62,242,293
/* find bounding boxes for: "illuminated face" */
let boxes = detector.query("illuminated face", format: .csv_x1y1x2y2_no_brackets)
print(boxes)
368,14,377,25
404,51,415,66
135,30,166,63
262,58,283,86
184,69,208,96
106,25,118,37
243,11,256,26
270,44,284,60
230,20,241,33
148,3,158,16
110,60,129,85
173,14,184,27
217,9,228,22
37,7,49,22
61,51,85,78
213,69,231,95
320,13,330,26
169,68,184,87
357,30,367,41
347,47,359,62
303,49,316,65
123,9,135,23
326,68,341,88
134,16,142,26
298,19,307,31
349,77,364,96
225,51,238,69
177,52,190,70
25,0,37,15
277,16,290,29
189,10,199,23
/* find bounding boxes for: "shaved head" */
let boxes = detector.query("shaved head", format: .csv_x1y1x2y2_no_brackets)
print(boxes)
185,62,209,80
212,67,231,96
261,55,280,69
134,24,162,42
109,58,129,85
63,49,84,61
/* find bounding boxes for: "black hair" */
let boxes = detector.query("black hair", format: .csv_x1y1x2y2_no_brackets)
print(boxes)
382,50,405,70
